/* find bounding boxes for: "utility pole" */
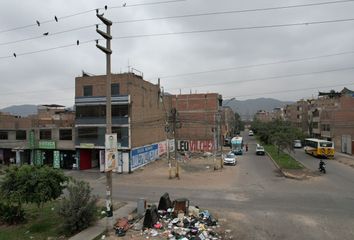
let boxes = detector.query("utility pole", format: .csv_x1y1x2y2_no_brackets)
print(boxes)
96,9,113,226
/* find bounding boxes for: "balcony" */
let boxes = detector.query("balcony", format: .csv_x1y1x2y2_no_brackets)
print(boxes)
75,116,129,125
75,95,129,106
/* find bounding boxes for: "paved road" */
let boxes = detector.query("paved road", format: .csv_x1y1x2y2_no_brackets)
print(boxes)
68,133,354,240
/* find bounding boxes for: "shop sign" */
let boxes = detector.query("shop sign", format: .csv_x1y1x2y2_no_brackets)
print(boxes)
38,141,56,149
29,130,35,149
53,151,60,169
80,143,95,149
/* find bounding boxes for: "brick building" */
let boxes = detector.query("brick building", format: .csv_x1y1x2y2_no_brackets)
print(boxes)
168,93,224,152
0,105,76,168
285,88,354,155
75,72,167,172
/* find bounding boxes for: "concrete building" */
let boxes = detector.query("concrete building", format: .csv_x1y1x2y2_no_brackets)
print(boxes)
284,100,309,133
74,72,167,172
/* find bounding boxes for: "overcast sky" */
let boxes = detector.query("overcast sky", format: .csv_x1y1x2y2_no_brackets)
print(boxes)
1,0,354,109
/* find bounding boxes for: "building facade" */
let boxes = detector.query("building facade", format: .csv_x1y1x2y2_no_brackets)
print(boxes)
168,93,224,152
0,105,76,168
75,72,167,172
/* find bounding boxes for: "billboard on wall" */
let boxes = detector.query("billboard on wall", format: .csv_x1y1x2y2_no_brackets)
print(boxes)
131,144,158,171
177,140,214,152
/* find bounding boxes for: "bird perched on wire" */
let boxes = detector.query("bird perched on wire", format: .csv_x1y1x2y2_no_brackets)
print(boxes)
122,3,126,7
36,20,40,26
13,53,16,58
54,16,58,22
104,5,108,10
77,40,80,46
43,32,49,36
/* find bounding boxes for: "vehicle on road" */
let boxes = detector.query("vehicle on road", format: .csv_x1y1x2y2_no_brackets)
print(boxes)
248,130,254,136
293,139,302,148
319,159,326,173
256,144,265,155
231,136,243,155
304,138,334,158
223,152,237,165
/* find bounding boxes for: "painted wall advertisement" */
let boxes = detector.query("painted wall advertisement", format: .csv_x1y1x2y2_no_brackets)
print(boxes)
131,144,158,171
158,141,167,156
177,140,214,152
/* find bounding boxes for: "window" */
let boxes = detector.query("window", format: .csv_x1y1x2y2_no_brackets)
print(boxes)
0,131,8,140
59,129,72,140
321,124,330,131
16,130,26,140
111,83,120,95
40,129,52,140
78,127,98,139
83,85,93,96
112,105,128,117
76,105,105,118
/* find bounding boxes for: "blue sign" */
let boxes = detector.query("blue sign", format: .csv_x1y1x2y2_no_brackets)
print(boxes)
131,144,158,170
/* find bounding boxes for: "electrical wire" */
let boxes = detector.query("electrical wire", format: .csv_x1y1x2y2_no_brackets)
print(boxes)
165,66,354,90
2,16,354,60
115,0,354,24
0,0,187,34
115,17,354,40
2,0,354,47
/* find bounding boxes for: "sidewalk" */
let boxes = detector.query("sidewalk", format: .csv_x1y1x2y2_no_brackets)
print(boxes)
69,201,136,240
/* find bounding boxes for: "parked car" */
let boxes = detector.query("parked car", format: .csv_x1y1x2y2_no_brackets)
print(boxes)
293,140,302,148
256,144,265,155
223,152,237,165
248,130,254,136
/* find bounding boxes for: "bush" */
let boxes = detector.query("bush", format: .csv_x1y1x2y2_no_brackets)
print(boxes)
58,179,98,235
0,202,25,225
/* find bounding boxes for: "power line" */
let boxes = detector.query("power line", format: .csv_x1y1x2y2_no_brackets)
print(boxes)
115,0,354,24
154,50,354,79
2,16,354,60
115,17,354,40
230,82,354,99
165,66,354,90
0,24,96,47
0,0,186,35
3,0,353,47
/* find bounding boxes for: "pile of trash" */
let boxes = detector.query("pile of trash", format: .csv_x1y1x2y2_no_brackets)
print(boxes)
114,193,224,239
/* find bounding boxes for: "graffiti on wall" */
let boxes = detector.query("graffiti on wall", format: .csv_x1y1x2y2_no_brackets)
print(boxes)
177,140,214,152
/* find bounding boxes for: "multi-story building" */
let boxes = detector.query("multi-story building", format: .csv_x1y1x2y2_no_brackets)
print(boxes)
74,72,167,172
254,110,271,122
221,106,236,140
284,100,309,133
167,93,224,152
0,105,76,168
285,88,354,155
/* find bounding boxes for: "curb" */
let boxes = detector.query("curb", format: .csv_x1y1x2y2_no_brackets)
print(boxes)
265,152,305,180
69,201,136,240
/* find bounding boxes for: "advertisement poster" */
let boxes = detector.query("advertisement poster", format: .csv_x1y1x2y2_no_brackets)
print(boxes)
105,134,118,172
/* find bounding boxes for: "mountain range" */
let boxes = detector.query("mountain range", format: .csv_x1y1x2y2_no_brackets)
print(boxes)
0,98,293,119
223,98,293,120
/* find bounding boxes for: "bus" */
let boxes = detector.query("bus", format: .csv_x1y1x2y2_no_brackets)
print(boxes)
304,138,335,158
231,136,243,155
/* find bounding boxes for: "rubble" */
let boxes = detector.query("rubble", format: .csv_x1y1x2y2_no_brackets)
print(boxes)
114,193,224,239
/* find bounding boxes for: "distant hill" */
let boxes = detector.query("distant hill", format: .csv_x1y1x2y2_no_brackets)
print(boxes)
0,104,38,117
224,98,293,121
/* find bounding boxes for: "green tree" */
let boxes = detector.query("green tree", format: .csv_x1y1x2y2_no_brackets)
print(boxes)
0,165,68,207
58,179,98,235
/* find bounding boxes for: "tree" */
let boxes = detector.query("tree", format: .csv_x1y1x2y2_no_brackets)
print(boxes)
0,165,68,207
58,179,98,235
